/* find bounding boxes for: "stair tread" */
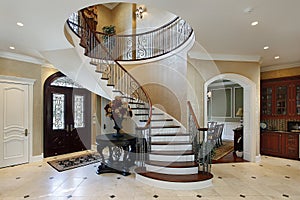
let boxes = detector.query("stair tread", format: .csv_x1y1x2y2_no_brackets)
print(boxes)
129,102,145,105
151,125,181,129
135,113,163,116
151,141,191,145
151,133,189,137
131,107,149,110
150,150,194,155
135,167,213,182
140,119,173,122
145,161,198,168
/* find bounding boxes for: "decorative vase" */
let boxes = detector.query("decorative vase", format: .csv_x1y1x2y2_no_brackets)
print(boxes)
112,117,123,138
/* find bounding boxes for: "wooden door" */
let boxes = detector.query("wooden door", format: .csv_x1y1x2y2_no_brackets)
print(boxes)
0,82,29,167
44,73,91,157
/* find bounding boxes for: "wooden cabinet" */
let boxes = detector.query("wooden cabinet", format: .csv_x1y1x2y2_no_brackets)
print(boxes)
261,78,300,119
233,127,243,151
260,131,299,159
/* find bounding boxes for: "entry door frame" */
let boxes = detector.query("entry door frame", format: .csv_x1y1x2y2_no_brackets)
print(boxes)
0,75,35,166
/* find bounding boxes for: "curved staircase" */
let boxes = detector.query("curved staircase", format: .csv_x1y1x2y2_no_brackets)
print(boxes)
66,9,213,190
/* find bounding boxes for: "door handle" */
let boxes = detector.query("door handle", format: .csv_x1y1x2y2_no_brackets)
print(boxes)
24,129,28,136
65,124,69,132
70,124,75,132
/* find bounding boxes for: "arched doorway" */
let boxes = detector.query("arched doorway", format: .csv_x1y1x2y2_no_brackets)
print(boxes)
44,72,91,157
204,73,259,162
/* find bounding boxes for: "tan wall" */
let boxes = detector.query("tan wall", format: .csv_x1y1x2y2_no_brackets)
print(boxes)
0,58,43,156
96,5,113,32
112,3,133,34
261,66,300,80
187,58,260,125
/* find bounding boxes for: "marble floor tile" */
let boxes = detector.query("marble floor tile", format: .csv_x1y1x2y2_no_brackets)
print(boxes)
0,154,299,200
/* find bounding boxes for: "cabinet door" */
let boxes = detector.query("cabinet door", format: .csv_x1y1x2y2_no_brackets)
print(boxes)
295,85,300,115
261,86,273,116
275,86,287,116
284,134,299,159
261,132,282,155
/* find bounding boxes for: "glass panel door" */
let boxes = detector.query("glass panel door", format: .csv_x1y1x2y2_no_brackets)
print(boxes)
276,86,287,115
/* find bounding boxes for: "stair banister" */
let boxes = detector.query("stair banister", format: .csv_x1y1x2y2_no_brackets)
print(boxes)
187,101,211,173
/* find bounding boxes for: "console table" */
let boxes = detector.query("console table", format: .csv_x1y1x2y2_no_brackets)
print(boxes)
96,133,137,176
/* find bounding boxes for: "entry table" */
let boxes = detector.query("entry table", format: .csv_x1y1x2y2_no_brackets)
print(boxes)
96,133,137,176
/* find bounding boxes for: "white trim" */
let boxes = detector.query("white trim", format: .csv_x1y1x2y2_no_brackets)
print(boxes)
204,73,259,162
30,153,44,163
255,154,261,163
261,62,300,72
0,75,35,85
188,52,261,63
0,51,44,65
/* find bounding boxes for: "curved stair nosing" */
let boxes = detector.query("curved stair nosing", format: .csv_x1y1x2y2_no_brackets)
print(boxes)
135,170,213,190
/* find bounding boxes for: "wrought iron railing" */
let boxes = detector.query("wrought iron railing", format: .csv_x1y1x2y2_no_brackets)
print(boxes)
68,12,193,61
187,101,211,173
68,11,153,167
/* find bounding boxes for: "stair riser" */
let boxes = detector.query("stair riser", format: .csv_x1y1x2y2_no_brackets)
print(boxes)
151,128,180,134
151,144,192,151
149,154,194,162
151,136,190,142
140,121,174,127
145,164,198,175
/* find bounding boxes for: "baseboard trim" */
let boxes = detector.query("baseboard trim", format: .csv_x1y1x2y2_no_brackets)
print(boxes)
30,153,44,163
255,154,261,163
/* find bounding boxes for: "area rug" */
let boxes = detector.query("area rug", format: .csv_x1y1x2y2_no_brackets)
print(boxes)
212,140,234,160
47,152,101,172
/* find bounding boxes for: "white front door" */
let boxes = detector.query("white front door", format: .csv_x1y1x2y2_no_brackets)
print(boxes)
0,82,29,168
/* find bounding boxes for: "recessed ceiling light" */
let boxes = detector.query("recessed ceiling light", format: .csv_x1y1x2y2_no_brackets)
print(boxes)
251,21,259,26
263,46,269,50
17,22,24,27
274,56,280,59
9,46,15,50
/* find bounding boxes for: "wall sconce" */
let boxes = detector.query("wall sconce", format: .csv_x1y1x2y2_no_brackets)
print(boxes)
135,6,145,19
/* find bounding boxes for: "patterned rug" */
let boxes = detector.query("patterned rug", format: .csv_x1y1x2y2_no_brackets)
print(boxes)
212,140,234,160
47,152,101,172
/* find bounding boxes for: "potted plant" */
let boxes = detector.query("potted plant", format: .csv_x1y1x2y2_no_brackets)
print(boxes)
102,25,116,43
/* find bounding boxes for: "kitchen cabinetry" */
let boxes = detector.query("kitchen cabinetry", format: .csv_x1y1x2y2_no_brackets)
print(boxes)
261,78,300,119
260,131,299,159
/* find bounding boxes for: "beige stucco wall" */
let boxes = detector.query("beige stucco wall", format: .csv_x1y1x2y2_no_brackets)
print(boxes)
261,66,300,80
187,58,260,126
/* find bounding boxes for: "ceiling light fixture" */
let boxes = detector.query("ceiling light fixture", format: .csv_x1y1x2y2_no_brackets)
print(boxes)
135,6,145,19
9,46,15,50
274,56,280,59
263,46,269,50
17,22,24,27
251,21,259,26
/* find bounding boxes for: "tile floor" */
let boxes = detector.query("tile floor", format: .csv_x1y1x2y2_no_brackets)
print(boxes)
0,154,300,200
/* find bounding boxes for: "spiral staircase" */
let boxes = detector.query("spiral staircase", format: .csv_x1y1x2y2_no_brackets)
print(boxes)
63,10,213,190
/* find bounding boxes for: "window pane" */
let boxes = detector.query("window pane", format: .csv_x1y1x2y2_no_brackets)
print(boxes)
53,93,65,130
74,95,85,128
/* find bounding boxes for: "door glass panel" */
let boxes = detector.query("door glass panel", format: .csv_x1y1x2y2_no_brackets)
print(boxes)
52,93,65,130
51,76,83,88
74,95,85,128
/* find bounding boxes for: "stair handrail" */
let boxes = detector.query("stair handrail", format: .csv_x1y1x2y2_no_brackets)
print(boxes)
67,12,193,61
187,101,211,173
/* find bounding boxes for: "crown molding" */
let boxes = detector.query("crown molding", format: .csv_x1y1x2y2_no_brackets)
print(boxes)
0,51,45,65
260,62,300,72
188,51,261,63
